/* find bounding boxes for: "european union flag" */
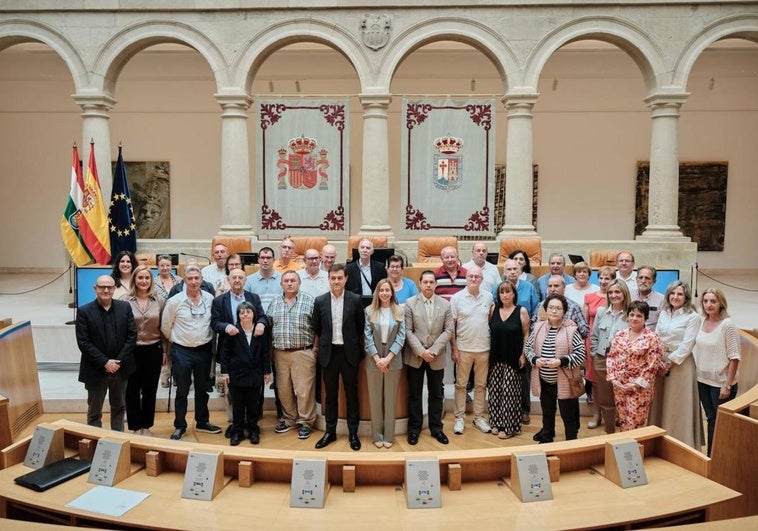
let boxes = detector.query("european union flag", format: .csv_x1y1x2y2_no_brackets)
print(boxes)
108,145,137,262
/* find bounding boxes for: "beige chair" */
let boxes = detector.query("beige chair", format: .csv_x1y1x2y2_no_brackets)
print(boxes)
589,250,619,268
415,236,458,265
498,237,542,266
290,236,328,265
346,235,389,260
211,235,253,256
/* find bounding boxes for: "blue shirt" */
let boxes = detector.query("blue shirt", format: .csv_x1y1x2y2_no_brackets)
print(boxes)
243,271,283,312
393,278,419,304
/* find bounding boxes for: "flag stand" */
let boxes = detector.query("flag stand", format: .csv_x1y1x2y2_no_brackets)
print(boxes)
65,262,78,325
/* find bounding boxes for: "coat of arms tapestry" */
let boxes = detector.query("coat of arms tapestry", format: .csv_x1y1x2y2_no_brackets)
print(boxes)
401,97,496,235
256,98,349,237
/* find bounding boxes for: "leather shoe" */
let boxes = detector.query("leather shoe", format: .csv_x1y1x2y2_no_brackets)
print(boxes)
349,433,361,451
431,431,449,445
533,429,545,442
249,432,260,445
407,432,419,445
224,424,233,439
315,432,337,449
230,433,242,446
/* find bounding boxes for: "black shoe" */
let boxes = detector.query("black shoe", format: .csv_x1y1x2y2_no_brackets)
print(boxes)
225,424,233,439
533,429,545,442
407,432,419,445
249,432,260,445
431,431,449,445
349,433,361,451
230,433,243,446
170,428,186,440
315,432,337,449
196,422,222,434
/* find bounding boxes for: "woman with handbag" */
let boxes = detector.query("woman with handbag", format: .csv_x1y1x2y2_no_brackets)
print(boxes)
525,293,586,443
606,301,664,431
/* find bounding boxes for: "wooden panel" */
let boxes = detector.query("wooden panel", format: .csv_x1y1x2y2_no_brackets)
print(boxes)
708,384,758,520
0,322,43,443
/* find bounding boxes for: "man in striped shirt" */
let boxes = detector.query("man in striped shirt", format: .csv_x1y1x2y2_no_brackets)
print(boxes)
434,246,467,301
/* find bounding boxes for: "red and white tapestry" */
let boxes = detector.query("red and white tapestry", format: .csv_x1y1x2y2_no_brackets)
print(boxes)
256,99,349,236
401,97,495,235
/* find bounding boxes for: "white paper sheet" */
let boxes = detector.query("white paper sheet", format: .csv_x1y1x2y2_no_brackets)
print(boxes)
66,485,149,517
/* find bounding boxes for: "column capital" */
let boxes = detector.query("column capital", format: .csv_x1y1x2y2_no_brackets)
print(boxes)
72,92,117,117
644,91,689,117
215,90,252,117
359,93,392,108
501,91,539,116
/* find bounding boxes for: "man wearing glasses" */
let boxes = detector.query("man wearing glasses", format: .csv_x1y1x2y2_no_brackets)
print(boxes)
274,237,302,273
298,248,330,298
162,265,221,440
76,275,136,431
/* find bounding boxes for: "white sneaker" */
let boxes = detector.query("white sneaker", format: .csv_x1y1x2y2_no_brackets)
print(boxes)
453,418,465,434
473,417,492,434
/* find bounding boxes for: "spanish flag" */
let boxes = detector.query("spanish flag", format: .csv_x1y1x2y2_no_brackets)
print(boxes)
78,141,112,265
60,144,92,266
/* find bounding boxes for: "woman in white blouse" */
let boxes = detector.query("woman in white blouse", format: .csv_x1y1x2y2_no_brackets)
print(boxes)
654,281,702,449
693,288,740,456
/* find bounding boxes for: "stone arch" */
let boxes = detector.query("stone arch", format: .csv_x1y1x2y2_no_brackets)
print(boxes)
673,14,758,89
378,17,515,91
0,19,88,92
524,16,665,93
233,18,371,93
92,20,230,97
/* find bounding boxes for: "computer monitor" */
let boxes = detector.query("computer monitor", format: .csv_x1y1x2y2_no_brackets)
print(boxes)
351,247,395,267
238,252,259,266
486,252,500,265
568,254,585,265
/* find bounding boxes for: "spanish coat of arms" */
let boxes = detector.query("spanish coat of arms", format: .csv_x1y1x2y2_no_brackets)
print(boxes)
276,135,329,190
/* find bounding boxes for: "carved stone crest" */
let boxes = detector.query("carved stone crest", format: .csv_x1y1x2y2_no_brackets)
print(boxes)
360,14,391,51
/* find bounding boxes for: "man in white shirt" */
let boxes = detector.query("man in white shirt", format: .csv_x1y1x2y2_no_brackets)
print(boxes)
162,266,221,440
462,242,500,294
616,251,638,293
201,243,228,293
298,248,330,297
450,265,494,435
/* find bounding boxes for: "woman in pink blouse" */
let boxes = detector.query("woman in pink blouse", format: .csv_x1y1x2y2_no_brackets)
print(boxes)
606,301,664,431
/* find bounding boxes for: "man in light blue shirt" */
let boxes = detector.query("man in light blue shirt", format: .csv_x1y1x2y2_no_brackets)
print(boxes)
243,246,282,311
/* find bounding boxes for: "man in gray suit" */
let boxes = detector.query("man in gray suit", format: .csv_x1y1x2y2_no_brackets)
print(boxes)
403,270,454,445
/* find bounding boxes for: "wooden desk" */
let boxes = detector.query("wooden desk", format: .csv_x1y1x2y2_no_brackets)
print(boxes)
0,422,740,530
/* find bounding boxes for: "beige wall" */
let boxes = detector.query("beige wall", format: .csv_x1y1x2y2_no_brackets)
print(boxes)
0,41,755,270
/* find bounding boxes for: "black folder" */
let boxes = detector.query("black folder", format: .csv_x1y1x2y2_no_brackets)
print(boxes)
14,457,91,492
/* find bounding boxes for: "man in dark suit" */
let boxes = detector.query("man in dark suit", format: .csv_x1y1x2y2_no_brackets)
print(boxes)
211,267,267,437
75,275,137,431
345,238,387,296
312,264,365,451
404,270,454,445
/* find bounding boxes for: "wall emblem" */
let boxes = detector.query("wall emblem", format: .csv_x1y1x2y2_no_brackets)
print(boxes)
360,14,391,51
276,135,329,190
433,134,463,191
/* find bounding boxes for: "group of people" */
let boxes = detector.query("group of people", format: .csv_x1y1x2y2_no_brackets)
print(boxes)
75,242,741,456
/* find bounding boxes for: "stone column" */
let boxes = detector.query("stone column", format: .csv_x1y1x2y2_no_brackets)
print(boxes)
358,94,393,236
499,92,539,237
215,91,254,235
638,93,690,241
73,92,116,201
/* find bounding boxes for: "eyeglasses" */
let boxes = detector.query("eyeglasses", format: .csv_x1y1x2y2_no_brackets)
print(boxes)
188,299,207,317
95,285,115,291
388,265,402,270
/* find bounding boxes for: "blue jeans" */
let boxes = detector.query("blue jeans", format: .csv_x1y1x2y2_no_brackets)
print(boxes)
172,343,213,429
697,381,737,457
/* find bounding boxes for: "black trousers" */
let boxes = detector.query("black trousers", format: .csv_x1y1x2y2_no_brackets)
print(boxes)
231,385,263,436
407,362,445,435
539,379,579,441
172,343,212,429
125,341,163,431
322,345,359,434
